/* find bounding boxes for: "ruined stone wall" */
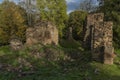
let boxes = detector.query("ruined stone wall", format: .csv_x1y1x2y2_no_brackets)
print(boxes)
103,22,114,64
84,13,104,49
26,21,58,46
84,13,114,64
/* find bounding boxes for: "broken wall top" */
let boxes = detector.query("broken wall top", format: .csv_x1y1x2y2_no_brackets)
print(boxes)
87,13,104,26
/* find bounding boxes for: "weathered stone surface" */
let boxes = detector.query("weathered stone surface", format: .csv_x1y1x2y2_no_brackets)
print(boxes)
104,47,115,64
84,13,104,49
10,39,23,51
68,27,73,40
26,21,58,46
83,13,115,64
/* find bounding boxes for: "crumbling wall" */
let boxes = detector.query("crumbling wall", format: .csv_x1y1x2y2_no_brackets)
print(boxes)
26,21,58,46
84,13,104,49
84,13,115,64
103,22,115,64
10,39,23,51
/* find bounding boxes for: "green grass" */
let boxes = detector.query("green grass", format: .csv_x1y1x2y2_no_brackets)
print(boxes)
115,49,120,54
0,45,120,80
59,39,82,49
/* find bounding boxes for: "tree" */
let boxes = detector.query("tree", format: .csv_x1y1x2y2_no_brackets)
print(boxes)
67,11,87,41
18,0,37,26
99,0,120,48
37,0,68,37
79,0,98,12
0,1,27,45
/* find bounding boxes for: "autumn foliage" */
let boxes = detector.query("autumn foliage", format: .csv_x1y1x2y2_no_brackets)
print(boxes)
0,1,27,45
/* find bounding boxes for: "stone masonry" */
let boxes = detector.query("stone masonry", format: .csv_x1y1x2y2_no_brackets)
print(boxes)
10,39,23,51
84,13,115,64
26,21,58,46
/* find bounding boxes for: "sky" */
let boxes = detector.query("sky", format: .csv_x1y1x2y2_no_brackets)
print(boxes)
0,0,18,3
0,0,83,13
66,0,81,13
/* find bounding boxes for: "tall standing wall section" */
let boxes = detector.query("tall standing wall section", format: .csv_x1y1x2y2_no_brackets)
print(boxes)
84,13,115,64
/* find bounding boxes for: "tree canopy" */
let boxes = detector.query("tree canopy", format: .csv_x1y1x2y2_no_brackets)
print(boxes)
0,1,27,45
67,11,87,41
18,0,37,26
37,0,68,37
79,0,98,12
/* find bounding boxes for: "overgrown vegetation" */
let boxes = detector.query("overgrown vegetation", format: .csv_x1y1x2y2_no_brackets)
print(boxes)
67,11,87,41
37,0,68,37
0,44,120,80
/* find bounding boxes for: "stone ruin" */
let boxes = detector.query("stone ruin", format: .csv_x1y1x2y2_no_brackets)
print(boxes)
84,13,115,64
10,21,58,51
10,39,23,51
26,21,58,46
68,27,73,40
